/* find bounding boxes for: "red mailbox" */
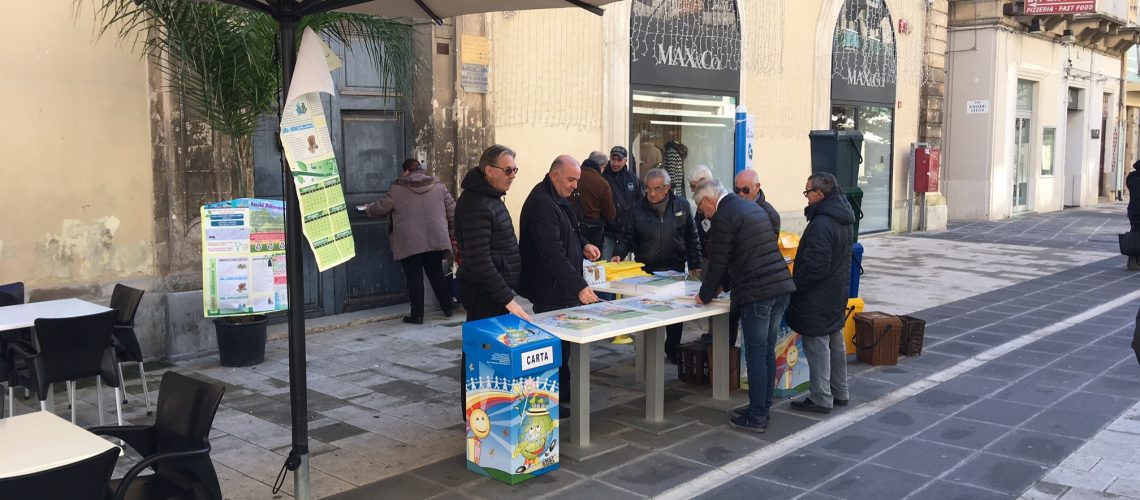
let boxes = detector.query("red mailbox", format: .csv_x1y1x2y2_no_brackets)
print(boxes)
914,147,941,193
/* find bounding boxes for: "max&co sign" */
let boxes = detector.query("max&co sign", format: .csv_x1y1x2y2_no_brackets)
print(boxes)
630,0,741,93
655,45,727,71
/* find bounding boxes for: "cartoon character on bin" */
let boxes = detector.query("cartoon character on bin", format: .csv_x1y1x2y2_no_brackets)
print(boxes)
467,407,491,465
513,396,555,473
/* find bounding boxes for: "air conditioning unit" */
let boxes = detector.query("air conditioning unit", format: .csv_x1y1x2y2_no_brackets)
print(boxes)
1068,88,1084,110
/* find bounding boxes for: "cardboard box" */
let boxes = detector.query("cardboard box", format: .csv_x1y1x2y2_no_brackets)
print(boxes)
463,315,561,484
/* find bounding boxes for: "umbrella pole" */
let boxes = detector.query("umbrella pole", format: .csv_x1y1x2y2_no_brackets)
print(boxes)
277,15,311,500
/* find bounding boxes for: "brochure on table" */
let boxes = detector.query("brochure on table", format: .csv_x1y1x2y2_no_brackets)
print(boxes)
201,198,288,317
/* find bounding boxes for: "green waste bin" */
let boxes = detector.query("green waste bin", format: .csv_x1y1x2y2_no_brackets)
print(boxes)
808,130,863,190
843,186,863,242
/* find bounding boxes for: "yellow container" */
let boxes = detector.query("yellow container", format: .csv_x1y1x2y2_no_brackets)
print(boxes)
778,232,799,274
843,297,865,355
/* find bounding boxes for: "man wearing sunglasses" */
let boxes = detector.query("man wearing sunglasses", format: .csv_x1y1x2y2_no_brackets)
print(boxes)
786,172,855,415
733,169,781,235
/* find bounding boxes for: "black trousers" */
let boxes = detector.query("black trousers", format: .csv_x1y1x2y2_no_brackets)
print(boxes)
533,302,577,405
400,250,451,320
459,279,510,420
665,323,683,359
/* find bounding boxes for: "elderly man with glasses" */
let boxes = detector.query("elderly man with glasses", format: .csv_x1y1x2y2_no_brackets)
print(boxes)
692,179,795,433
611,168,702,364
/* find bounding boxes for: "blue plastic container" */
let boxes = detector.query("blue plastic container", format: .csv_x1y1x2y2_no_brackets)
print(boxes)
850,242,863,298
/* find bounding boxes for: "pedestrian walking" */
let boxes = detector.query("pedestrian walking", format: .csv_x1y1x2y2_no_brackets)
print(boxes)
612,168,702,363
786,172,855,414
364,158,455,324
1126,160,1140,270
693,179,795,433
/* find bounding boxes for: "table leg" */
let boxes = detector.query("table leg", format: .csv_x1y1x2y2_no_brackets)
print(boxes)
712,312,730,401
560,342,627,462
633,333,645,383
611,326,696,435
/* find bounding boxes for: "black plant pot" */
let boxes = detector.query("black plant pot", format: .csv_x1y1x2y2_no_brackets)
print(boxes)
214,315,268,367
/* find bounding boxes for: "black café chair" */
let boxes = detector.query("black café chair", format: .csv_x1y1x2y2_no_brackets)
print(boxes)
0,282,30,417
0,445,120,500
91,371,225,500
6,310,123,425
109,284,151,416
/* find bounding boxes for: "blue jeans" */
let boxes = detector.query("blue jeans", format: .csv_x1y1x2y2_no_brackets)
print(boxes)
740,294,790,420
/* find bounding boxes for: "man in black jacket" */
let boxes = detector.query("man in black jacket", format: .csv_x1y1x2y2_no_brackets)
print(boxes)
1126,160,1139,270
787,172,855,415
455,144,530,421
602,146,644,260
520,155,602,415
734,169,781,235
612,168,702,363
455,144,530,322
694,179,795,433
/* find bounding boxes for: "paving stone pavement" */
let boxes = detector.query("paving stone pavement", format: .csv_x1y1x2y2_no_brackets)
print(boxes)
5,203,1137,499
1020,401,1140,499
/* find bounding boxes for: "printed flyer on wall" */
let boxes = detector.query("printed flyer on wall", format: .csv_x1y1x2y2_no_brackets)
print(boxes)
201,199,288,317
279,27,355,272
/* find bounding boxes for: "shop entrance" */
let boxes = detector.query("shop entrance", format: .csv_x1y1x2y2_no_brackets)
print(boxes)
829,0,897,233
632,90,737,199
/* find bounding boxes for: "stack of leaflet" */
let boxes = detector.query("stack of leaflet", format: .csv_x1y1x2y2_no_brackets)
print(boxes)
608,273,686,295
601,261,650,281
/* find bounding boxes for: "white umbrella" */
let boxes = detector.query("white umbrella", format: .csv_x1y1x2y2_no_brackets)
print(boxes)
186,1,619,498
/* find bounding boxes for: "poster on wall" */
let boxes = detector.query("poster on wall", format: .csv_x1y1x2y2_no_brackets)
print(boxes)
1024,0,1096,15
461,35,491,94
279,27,356,272
201,199,288,317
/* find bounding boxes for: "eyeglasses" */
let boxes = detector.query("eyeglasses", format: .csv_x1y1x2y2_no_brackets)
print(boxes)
802,188,820,197
487,164,519,176
733,186,751,195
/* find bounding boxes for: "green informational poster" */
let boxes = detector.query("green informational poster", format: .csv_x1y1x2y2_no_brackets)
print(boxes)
278,27,355,273
201,199,288,317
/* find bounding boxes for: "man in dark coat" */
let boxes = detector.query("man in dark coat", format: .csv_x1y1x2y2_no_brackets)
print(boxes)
612,168,701,363
1126,160,1140,270
602,146,644,260
787,172,855,414
455,145,529,322
572,157,617,249
694,179,795,433
520,155,602,415
454,144,530,420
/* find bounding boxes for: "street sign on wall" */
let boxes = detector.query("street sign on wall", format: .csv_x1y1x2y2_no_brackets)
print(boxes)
1025,0,1097,14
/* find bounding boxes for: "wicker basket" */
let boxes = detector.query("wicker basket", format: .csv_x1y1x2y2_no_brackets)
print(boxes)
853,312,902,366
898,315,926,356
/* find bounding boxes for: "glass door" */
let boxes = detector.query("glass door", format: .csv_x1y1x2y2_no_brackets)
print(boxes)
1013,80,1034,212
830,103,893,233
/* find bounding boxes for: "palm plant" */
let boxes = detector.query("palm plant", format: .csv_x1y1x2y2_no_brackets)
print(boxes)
89,0,419,196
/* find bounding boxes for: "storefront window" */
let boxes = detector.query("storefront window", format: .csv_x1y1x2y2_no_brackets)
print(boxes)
631,90,737,199
831,104,893,233
1042,127,1056,176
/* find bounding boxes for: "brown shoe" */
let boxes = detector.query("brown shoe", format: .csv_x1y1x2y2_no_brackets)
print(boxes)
1129,256,1140,271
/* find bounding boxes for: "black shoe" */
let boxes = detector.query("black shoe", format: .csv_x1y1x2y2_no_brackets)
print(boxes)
729,414,768,433
666,349,679,365
403,316,423,325
732,406,749,417
559,406,570,420
442,306,454,318
834,398,849,407
790,398,832,414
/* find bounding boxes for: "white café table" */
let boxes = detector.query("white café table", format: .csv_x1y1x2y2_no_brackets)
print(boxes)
0,411,117,478
533,281,732,461
0,298,113,330
0,298,115,412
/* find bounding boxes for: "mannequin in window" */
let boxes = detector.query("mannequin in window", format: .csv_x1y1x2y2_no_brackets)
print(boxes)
663,132,688,197
639,131,663,184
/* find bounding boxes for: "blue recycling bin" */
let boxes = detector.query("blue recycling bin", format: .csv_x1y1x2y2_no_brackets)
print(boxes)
463,315,561,484
850,242,864,298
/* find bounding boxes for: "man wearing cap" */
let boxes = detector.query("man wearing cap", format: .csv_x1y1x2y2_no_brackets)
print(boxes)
602,146,644,260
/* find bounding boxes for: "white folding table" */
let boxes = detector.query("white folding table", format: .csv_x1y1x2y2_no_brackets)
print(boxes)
533,285,733,461
0,298,115,414
0,411,117,478
0,298,113,330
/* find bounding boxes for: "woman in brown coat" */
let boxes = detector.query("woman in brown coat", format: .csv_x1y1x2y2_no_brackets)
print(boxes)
365,159,456,323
